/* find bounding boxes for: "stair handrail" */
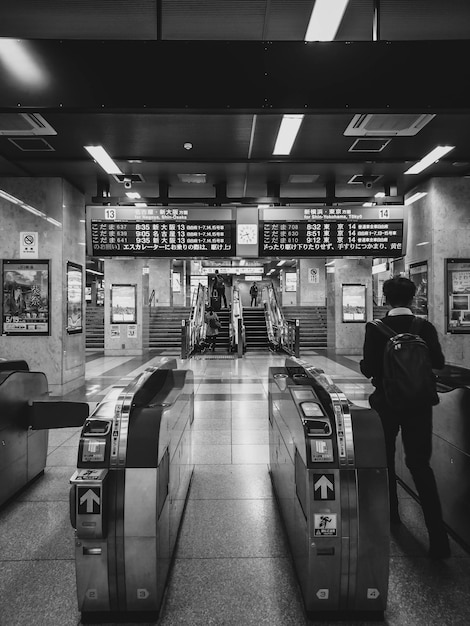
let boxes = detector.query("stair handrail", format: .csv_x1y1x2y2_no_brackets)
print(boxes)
262,282,298,355
188,283,207,354
262,282,284,350
229,283,245,354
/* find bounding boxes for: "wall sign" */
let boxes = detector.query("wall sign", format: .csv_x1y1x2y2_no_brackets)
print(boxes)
2,259,50,335
446,259,470,333
260,206,405,257
66,261,83,334
86,206,235,257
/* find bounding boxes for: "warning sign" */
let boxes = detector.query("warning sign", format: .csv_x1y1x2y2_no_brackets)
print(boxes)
78,486,101,514
314,513,337,536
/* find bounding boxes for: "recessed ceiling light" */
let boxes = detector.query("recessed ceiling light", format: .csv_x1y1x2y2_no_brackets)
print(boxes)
84,145,123,175
305,0,349,41
273,115,304,155
404,145,455,175
184,142,193,150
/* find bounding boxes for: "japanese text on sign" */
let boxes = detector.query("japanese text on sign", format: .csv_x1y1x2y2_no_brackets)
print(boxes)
261,220,403,257
90,220,235,257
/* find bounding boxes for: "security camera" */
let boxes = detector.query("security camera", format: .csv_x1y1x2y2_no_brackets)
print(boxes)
124,180,132,190
363,176,374,189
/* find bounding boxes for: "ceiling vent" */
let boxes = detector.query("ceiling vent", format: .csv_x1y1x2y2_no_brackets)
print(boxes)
177,173,207,184
348,138,391,153
0,113,57,136
112,173,145,183
8,137,55,151
344,113,436,137
348,174,382,185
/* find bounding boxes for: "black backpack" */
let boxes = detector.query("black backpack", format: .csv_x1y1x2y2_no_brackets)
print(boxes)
209,315,220,329
371,317,439,409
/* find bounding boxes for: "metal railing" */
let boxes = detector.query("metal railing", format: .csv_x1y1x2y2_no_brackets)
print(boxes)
262,282,299,357
181,283,207,358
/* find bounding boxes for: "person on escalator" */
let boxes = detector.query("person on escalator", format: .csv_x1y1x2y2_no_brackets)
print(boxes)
204,306,221,353
249,281,258,307
360,276,449,559
212,269,228,309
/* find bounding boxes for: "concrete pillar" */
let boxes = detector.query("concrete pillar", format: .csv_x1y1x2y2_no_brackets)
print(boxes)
104,259,150,355
405,177,470,368
298,258,326,305
147,258,171,306
326,258,373,355
0,177,86,395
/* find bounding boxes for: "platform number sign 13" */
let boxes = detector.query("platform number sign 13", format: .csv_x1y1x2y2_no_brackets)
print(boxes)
105,208,117,220
378,208,390,219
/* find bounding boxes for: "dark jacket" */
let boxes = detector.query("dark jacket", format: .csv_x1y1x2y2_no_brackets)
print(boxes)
360,312,445,392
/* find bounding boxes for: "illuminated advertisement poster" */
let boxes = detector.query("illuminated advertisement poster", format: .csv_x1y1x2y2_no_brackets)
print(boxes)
2,260,50,335
446,259,470,333
409,261,428,319
342,284,366,322
66,262,83,334
111,284,137,323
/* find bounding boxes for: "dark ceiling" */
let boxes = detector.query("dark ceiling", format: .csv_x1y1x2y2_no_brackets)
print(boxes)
1,0,470,208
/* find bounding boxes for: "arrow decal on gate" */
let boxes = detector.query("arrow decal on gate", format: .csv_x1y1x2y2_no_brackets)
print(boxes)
78,487,101,514
313,474,335,500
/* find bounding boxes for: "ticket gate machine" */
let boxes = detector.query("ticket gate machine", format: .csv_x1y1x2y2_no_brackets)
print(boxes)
269,357,389,620
70,359,194,623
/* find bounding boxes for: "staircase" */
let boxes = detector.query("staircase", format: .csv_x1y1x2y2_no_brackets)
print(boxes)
242,307,268,351
282,306,327,350
149,306,191,350
85,305,104,350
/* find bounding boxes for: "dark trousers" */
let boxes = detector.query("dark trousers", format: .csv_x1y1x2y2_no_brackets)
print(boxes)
370,391,446,541
216,288,227,308
250,296,257,306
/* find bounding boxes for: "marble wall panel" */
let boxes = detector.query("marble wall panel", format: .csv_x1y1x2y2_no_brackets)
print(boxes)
0,177,85,394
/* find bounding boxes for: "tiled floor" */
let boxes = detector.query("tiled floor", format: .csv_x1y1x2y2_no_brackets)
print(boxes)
1,349,469,626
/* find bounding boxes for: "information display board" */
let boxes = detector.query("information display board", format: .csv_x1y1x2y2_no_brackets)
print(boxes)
260,206,405,257
86,206,235,257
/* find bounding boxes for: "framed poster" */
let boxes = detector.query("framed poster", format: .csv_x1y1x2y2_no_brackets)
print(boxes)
66,261,83,334
111,284,137,324
409,261,428,319
2,259,50,335
446,259,470,333
342,284,366,322
285,272,297,292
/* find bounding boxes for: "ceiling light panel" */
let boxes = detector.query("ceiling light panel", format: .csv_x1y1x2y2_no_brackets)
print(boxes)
273,115,304,155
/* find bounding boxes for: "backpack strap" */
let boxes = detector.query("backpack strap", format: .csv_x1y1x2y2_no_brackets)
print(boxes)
370,319,397,339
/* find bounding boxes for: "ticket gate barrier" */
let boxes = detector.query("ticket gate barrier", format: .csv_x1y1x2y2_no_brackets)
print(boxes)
0,362,88,507
70,358,194,623
269,357,389,620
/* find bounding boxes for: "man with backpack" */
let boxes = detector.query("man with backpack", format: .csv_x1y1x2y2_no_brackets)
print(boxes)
360,276,449,559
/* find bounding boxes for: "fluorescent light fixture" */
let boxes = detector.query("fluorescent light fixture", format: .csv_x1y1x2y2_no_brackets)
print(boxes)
78,242,86,246
0,39,47,87
362,202,375,207
84,145,123,175
325,261,336,266
273,115,304,155
305,0,349,41
46,216,62,227
277,260,286,266
134,202,148,207
405,191,428,205
404,146,455,175
126,192,141,199
416,241,430,247
86,269,104,275
375,192,385,198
